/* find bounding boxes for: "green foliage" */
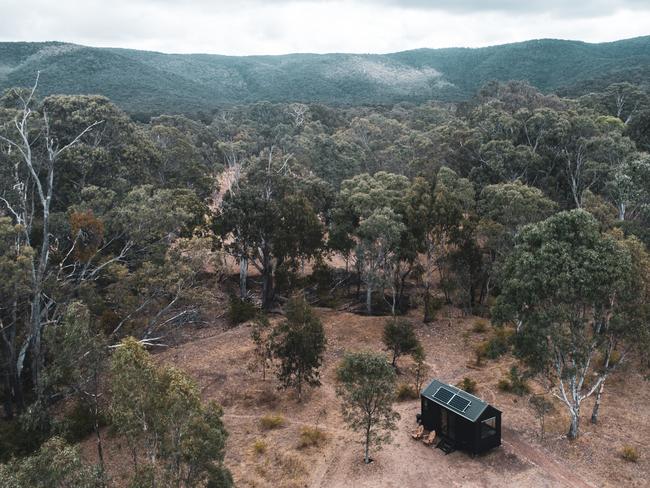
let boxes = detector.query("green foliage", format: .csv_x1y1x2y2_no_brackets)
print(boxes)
382,318,420,368
498,367,530,396
228,297,257,325
110,338,231,487
457,377,477,394
481,327,514,360
250,315,273,380
271,296,326,400
2,38,650,114
530,395,556,440
336,352,400,464
0,436,103,488
495,210,642,438
58,401,108,444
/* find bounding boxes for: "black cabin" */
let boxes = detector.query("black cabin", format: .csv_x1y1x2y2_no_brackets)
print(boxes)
418,379,501,455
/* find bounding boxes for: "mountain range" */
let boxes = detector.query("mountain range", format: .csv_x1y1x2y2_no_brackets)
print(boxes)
1,36,649,116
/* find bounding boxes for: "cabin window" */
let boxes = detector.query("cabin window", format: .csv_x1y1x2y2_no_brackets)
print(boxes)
481,417,496,439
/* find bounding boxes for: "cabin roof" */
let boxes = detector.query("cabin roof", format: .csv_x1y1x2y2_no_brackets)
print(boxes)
421,379,496,423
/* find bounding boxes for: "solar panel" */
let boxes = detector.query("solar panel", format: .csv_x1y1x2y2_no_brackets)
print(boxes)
433,387,454,403
448,395,471,412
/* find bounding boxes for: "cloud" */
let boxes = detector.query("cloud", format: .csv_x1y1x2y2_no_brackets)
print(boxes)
0,0,649,55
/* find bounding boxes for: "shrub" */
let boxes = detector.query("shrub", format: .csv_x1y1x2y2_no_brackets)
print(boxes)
424,295,445,321
472,319,489,333
483,326,513,359
260,414,286,430
58,401,108,444
621,445,639,463
297,426,327,449
498,367,530,395
252,439,267,454
457,377,477,394
474,342,488,366
309,261,334,290
227,296,257,325
497,379,511,392
396,383,419,401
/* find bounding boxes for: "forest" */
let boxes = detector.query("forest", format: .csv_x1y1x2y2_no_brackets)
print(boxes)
0,77,649,486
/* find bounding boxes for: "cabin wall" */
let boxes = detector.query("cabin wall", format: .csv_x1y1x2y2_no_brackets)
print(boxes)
474,407,501,454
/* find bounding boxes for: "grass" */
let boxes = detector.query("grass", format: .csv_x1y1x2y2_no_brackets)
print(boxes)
260,413,286,430
396,383,419,401
297,426,327,449
252,439,268,454
472,319,489,333
621,445,639,463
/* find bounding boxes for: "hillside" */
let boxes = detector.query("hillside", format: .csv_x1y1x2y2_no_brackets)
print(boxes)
1,36,650,115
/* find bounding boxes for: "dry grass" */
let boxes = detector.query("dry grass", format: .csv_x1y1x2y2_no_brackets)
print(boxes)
297,426,327,449
472,319,489,333
259,413,286,430
252,439,268,455
396,383,419,401
621,445,640,463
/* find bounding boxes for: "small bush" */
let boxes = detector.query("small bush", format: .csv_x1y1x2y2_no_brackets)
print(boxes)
396,383,419,401
58,401,108,444
297,426,327,449
457,377,477,394
227,296,257,325
472,319,489,333
497,379,511,392
309,261,334,290
252,439,267,454
621,445,639,463
259,413,286,430
498,367,530,395
424,295,445,321
474,342,488,366
483,326,514,359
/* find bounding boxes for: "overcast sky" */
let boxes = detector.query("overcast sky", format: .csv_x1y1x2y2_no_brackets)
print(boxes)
2,0,650,55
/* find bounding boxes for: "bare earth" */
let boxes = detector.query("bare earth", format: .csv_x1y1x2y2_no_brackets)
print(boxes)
88,304,650,487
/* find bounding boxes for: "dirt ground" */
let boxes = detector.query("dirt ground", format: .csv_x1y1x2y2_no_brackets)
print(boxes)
91,299,642,488
81,249,650,488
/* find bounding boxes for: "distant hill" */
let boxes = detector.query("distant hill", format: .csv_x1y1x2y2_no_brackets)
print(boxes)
1,36,649,115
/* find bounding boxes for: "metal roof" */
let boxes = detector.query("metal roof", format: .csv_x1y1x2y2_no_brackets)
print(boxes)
421,379,496,423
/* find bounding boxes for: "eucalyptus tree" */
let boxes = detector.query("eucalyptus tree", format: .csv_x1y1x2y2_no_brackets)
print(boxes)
336,352,399,464
271,295,326,401
0,78,103,405
494,210,647,438
333,172,411,314
216,148,325,308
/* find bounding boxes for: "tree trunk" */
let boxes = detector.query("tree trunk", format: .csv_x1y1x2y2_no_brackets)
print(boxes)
239,256,248,299
364,422,371,464
423,291,433,323
366,286,373,315
591,377,607,424
567,406,580,439
261,248,274,310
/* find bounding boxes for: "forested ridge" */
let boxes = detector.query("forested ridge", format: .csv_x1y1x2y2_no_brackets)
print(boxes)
1,36,650,115
0,75,649,486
